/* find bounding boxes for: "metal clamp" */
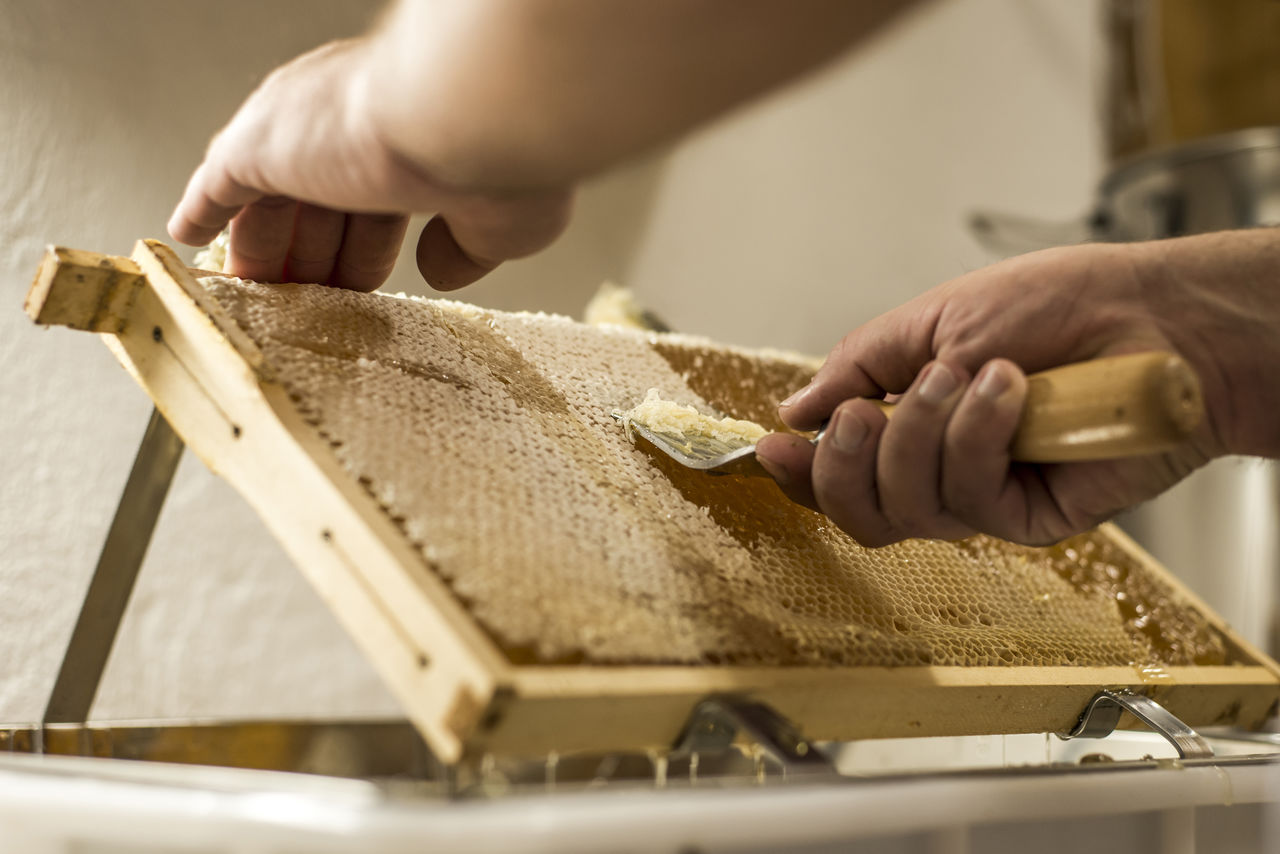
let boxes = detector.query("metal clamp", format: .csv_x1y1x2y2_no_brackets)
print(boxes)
1059,689,1214,759
675,697,834,776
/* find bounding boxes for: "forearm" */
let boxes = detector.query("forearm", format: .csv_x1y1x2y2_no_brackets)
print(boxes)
358,0,919,191
1136,228,1280,459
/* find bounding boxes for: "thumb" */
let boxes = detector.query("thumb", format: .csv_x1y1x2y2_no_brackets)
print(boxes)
780,308,936,431
417,189,574,290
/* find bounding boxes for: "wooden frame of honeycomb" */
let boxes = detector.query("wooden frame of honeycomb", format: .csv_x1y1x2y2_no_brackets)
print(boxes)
26,241,1280,765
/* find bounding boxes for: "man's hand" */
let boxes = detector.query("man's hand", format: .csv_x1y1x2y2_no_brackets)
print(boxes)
756,229,1280,547
168,39,572,291
169,0,915,291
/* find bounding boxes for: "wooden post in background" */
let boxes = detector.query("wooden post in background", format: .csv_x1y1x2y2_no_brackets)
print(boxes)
1104,0,1280,161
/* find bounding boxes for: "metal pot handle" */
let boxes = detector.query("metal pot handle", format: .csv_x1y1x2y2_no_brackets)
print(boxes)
967,208,1098,255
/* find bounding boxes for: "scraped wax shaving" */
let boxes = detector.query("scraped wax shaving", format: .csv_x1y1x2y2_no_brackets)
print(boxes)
193,229,230,272
583,281,649,329
195,272,1238,669
617,388,768,450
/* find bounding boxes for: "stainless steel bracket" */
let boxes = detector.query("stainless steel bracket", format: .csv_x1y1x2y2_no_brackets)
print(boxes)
1059,688,1214,759
41,407,184,728
675,697,835,776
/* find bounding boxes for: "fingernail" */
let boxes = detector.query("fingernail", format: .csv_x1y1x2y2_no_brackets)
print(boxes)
756,453,789,485
976,361,1010,401
917,362,958,404
830,409,868,453
780,384,813,409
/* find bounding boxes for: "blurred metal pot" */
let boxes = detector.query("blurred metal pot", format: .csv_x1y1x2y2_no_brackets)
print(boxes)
969,126,1280,254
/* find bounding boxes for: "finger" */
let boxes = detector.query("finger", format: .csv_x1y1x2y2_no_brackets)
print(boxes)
417,190,573,291
330,213,409,291
941,359,1174,545
168,160,262,247
810,399,899,547
779,299,939,431
284,203,346,284
227,196,298,282
875,361,975,541
755,433,819,512
939,359,1031,536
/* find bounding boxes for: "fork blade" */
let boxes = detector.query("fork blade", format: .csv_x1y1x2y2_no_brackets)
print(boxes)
612,414,766,476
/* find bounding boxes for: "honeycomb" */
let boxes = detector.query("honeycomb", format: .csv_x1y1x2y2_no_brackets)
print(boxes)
199,275,1238,669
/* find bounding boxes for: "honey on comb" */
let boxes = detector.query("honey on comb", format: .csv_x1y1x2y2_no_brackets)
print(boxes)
200,276,1237,669
653,341,814,431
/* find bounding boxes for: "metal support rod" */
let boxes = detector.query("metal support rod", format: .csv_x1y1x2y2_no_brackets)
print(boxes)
42,407,184,725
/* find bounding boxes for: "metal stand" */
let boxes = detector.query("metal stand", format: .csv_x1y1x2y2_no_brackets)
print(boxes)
41,408,184,728
1059,689,1214,759
675,697,835,777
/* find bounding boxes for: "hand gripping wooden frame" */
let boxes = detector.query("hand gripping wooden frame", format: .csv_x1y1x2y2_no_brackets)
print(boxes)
25,240,1280,765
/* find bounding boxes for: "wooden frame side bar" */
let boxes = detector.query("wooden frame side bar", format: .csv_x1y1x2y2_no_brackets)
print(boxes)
28,244,515,763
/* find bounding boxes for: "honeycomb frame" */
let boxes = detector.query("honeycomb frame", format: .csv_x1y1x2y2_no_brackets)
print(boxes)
27,241,1280,764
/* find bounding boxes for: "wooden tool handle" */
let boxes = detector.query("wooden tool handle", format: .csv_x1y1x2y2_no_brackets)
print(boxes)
874,353,1204,462
1015,352,1204,461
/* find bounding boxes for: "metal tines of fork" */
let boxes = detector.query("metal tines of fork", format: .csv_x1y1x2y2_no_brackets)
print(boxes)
610,411,824,478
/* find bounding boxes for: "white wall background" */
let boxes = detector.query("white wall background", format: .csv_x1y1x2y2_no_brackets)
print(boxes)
0,0,1162,725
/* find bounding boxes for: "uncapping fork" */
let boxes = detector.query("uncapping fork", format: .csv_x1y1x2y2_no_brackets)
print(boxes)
615,352,1205,477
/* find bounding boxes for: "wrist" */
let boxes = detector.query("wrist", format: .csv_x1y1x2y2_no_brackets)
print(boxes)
1136,229,1280,458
